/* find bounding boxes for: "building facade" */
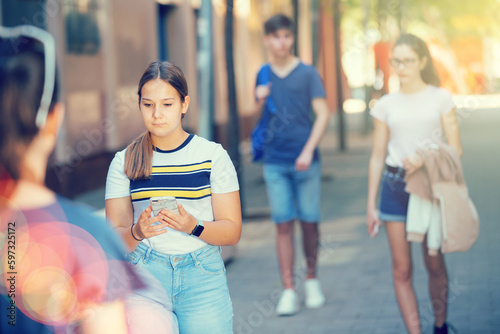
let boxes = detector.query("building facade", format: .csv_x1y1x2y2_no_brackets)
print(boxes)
1,0,341,197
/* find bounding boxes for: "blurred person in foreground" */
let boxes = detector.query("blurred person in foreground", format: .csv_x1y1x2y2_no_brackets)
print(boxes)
105,61,241,333
366,34,462,334
253,14,330,316
0,25,143,333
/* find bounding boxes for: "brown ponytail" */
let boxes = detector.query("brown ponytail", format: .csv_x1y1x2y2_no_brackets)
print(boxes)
123,61,188,180
124,131,154,180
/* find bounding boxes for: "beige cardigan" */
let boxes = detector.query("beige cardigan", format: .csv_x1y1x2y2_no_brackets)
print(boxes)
405,144,479,254
405,144,465,201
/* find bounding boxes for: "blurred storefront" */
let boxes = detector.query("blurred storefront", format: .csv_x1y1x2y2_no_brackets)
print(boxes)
1,0,342,197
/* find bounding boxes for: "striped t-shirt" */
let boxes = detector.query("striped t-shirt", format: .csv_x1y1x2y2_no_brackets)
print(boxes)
105,134,239,254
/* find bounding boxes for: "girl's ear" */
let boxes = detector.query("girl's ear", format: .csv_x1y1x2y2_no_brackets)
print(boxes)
42,102,65,138
181,95,190,117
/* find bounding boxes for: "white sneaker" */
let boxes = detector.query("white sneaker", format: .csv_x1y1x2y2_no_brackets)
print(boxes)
275,289,299,316
304,279,325,308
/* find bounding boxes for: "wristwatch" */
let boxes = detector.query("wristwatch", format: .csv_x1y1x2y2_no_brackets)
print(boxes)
190,218,204,237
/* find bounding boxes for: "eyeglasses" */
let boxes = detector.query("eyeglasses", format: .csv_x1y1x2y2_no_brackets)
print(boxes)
390,58,418,68
0,25,56,129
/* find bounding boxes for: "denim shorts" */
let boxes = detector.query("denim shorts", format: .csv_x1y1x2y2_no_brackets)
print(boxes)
263,161,321,223
125,243,233,334
379,167,410,223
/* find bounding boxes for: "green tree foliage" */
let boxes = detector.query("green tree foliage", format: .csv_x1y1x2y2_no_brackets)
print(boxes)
338,0,500,39
403,0,500,37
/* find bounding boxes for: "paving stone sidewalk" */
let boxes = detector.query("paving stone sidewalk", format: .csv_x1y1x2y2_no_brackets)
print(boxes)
74,110,500,334
227,110,500,334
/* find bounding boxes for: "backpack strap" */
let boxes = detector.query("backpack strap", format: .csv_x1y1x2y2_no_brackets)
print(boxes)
258,63,271,85
256,63,277,114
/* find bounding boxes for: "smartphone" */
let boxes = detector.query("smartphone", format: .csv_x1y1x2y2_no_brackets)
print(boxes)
150,196,179,216
370,224,380,238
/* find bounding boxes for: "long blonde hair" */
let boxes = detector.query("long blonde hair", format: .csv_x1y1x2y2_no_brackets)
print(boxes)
124,61,188,180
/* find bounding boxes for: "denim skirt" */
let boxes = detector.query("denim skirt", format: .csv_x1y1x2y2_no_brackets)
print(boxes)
379,166,410,223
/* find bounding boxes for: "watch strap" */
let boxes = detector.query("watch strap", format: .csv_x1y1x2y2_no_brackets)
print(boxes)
190,218,204,237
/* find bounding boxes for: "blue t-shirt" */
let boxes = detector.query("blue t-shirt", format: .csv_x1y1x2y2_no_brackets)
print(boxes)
256,62,326,164
0,196,144,333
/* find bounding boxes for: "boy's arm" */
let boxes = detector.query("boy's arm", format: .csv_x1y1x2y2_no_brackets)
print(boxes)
251,84,271,115
295,97,330,171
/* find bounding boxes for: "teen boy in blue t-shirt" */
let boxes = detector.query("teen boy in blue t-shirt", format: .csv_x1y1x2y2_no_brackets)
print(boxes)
254,14,330,316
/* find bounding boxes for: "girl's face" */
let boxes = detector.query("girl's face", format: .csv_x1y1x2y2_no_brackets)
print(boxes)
264,28,295,59
391,44,427,86
140,78,189,140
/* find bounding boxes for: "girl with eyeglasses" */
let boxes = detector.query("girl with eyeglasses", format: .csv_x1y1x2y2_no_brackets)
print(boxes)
0,26,141,333
105,61,241,333
366,34,462,334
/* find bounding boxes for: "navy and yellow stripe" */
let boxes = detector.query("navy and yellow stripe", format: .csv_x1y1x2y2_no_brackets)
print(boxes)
131,187,211,201
151,161,211,174
130,161,212,202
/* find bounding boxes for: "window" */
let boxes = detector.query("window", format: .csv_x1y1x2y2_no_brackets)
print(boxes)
1,0,47,29
157,4,174,61
65,0,100,55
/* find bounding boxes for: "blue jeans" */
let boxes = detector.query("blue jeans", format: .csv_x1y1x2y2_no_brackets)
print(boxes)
379,167,410,222
263,161,321,223
126,243,233,334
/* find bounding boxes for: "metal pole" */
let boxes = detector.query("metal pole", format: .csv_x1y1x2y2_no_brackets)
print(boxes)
198,0,214,140
292,0,299,56
225,0,244,214
311,0,319,67
362,0,372,135
333,0,346,151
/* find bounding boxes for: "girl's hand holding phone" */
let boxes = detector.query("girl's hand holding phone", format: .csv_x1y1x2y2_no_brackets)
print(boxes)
149,196,197,234
162,204,198,235
134,205,169,239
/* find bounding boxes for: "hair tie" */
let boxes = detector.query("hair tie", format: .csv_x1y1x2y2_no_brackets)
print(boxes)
131,224,144,241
